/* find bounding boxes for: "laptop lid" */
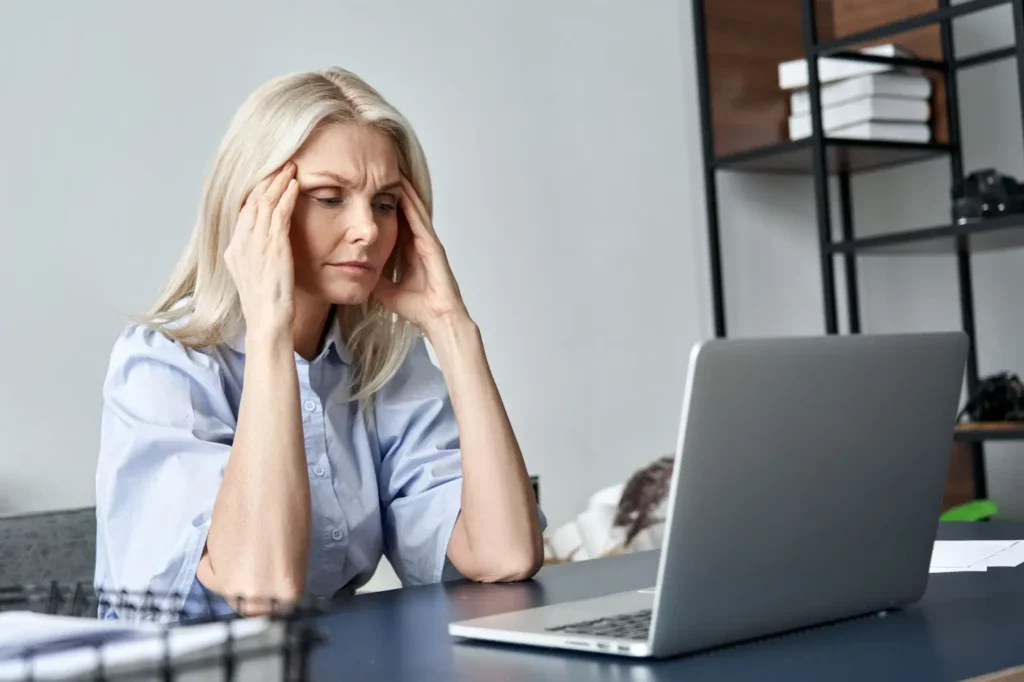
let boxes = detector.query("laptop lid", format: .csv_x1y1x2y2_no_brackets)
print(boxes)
649,332,968,656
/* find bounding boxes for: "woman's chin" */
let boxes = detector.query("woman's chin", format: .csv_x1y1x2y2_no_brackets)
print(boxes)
320,282,375,307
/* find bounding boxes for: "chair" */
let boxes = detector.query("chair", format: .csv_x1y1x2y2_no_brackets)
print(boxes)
0,506,96,587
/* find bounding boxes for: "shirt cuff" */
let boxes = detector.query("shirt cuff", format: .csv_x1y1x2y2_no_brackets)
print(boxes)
174,516,229,621
433,479,464,583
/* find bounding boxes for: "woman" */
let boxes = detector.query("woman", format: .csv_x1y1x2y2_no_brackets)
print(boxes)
94,67,545,619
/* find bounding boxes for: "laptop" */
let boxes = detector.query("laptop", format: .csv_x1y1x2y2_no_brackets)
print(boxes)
448,332,969,658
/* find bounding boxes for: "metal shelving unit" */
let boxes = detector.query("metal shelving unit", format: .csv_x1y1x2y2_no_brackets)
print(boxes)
692,0,1024,501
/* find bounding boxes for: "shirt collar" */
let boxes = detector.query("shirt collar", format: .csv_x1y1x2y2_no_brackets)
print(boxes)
223,310,353,364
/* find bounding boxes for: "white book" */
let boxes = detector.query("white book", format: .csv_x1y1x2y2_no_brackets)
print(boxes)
790,73,932,114
788,96,930,139
778,43,916,90
790,120,932,143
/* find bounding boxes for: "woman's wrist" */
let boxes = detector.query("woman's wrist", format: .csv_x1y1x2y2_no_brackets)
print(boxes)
422,312,479,359
244,326,294,362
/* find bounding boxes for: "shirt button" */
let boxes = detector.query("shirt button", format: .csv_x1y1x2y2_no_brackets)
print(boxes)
313,465,326,477
303,400,317,412
331,528,343,541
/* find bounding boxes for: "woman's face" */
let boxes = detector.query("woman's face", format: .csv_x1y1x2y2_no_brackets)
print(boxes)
288,122,402,306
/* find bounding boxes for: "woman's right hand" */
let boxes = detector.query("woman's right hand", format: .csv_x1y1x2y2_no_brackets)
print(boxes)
224,162,300,342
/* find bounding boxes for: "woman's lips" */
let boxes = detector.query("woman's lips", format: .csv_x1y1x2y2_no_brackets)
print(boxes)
328,261,374,275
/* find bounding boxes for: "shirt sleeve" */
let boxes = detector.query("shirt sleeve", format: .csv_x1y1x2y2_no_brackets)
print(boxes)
375,337,548,586
94,324,236,620
375,337,465,586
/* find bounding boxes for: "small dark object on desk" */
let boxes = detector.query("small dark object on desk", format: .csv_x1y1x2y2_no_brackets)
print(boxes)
958,372,1024,423
952,168,1024,224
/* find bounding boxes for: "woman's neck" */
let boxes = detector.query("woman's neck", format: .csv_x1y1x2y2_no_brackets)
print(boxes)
291,293,333,361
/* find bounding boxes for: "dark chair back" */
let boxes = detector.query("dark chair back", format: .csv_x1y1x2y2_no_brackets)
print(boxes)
0,506,96,587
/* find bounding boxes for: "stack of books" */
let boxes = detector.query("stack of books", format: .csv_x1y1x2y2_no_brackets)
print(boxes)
778,43,933,143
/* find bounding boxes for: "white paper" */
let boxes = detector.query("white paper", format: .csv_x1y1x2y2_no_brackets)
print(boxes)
0,615,277,681
929,540,1024,573
930,540,1017,568
930,565,987,573
0,613,161,660
981,541,1024,568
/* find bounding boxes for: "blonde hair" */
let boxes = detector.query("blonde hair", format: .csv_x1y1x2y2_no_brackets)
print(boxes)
144,66,428,405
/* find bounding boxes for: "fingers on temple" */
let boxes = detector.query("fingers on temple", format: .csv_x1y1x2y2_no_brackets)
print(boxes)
271,179,299,237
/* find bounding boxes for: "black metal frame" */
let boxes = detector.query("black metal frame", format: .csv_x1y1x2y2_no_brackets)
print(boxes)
691,0,1024,501
692,0,726,337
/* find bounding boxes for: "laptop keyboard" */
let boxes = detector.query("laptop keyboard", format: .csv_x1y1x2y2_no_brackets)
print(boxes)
545,609,652,640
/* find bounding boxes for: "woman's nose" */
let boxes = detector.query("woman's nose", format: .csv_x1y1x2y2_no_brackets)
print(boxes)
344,204,379,245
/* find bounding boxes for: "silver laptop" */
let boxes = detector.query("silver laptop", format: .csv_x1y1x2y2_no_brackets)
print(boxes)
448,332,968,659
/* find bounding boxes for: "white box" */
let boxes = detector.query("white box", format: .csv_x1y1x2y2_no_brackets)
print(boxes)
790,72,933,114
778,43,915,90
790,120,932,143
788,95,930,139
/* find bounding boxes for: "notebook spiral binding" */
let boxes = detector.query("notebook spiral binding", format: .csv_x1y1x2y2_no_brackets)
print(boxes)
0,582,328,681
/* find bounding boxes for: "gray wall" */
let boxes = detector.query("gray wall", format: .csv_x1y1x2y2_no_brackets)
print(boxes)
717,3,1024,517
0,1,709,528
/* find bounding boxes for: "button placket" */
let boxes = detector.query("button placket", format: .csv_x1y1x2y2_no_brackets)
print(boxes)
311,357,350,575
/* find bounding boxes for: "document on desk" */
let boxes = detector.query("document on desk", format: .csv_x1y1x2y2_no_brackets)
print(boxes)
0,612,281,681
929,540,1024,573
0,613,161,660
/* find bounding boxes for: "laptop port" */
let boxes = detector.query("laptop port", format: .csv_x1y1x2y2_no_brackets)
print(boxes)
596,643,610,651
618,645,631,653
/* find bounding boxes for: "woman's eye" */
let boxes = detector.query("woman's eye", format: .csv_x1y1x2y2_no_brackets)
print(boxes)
374,201,397,213
314,196,344,207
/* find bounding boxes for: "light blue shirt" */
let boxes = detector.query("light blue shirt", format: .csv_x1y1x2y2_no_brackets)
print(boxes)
94,317,523,620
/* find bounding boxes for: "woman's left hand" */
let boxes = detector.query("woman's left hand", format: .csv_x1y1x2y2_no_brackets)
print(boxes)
373,177,469,334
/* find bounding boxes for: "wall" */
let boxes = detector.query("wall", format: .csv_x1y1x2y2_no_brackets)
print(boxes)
715,2,1024,517
0,0,709,538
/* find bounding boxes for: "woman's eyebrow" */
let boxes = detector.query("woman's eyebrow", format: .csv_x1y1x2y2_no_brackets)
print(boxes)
305,170,401,193
305,170,351,186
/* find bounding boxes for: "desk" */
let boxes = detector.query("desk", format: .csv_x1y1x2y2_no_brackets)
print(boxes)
311,522,1024,681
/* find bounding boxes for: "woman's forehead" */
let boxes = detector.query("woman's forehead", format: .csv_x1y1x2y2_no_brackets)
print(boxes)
293,122,399,189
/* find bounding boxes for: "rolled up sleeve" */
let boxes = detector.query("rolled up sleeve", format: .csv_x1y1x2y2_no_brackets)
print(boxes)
375,338,463,586
94,325,236,620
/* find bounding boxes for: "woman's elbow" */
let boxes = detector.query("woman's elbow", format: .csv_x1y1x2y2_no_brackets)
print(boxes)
501,552,544,582
229,590,302,617
469,548,544,583
198,554,305,615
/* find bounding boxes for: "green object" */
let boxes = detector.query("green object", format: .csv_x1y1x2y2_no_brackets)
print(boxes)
940,499,1000,522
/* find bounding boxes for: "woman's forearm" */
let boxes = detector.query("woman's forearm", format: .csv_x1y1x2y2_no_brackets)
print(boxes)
426,314,544,582
197,331,310,610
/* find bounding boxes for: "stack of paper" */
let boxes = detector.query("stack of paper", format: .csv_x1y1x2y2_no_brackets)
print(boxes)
778,45,934,143
0,612,285,681
929,540,1024,573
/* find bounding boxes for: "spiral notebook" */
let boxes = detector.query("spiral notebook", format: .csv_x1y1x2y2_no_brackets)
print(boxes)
0,582,325,681
0,612,284,681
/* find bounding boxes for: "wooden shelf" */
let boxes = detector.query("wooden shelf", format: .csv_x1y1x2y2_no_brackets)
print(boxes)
830,214,1024,254
955,422,1024,442
702,0,951,161
715,138,949,174
814,0,1009,55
